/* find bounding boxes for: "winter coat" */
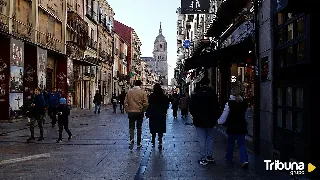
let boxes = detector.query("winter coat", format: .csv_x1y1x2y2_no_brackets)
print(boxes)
218,95,248,134
146,93,169,134
171,93,180,109
31,93,46,118
179,96,188,110
57,104,71,123
93,93,102,105
47,92,61,107
190,85,219,128
124,86,149,113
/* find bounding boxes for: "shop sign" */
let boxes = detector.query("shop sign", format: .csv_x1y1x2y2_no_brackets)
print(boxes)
181,0,210,14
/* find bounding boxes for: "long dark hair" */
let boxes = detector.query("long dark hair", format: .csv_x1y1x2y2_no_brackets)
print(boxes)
152,83,164,98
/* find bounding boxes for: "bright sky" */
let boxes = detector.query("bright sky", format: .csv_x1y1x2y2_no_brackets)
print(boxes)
108,0,180,83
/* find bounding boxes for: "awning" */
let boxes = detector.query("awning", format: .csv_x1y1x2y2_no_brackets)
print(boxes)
205,0,247,38
184,36,254,71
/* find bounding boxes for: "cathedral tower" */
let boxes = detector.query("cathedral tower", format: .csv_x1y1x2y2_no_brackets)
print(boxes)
152,22,168,85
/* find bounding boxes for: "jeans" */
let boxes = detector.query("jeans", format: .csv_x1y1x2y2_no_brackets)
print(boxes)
94,104,100,113
48,107,57,126
113,103,117,113
58,121,72,140
196,127,214,159
128,112,144,145
226,134,248,163
119,103,124,113
29,116,44,138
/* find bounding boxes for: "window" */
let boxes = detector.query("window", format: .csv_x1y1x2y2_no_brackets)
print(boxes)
276,87,305,133
276,50,285,67
91,29,94,39
296,42,305,62
285,46,294,66
277,28,284,45
287,23,294,41
160,44,162,48
296,18,304,37
277,13,284,25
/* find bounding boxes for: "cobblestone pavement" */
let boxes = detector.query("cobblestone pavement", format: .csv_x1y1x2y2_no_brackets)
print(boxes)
0,106,291,180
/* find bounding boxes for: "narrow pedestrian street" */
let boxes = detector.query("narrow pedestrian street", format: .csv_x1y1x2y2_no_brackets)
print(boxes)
0,107,290,180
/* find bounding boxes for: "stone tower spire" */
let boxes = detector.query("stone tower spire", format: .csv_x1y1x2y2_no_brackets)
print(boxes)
159,22,162,34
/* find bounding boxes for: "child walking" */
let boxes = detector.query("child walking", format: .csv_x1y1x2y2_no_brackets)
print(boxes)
56,98,72,143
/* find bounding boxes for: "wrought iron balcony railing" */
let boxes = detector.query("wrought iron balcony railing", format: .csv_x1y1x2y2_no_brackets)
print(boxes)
66,41,84,60
87,38,97,50
0,13,9,33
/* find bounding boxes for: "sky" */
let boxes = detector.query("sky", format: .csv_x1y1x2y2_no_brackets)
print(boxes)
108,0,180,84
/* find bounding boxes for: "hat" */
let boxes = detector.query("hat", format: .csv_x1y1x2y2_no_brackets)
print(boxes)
59,98,67,104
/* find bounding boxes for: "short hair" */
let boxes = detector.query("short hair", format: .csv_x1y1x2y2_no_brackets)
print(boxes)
200,77,210,85
134,80,142,86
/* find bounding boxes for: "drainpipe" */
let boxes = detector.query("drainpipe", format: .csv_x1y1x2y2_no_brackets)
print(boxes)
253,0,261,154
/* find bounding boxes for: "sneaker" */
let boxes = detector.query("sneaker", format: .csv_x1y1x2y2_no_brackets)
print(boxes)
27,137,35,142
242,162,249,169
56,139,62,143
129,140,134,150
37,137,44,141
137,144,142,148
207,156,215,162
199,159,208,166
68,135,72,141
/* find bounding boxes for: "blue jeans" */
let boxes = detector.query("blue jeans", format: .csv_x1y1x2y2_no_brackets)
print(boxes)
226,134,248,163
196,127,214,159
94,104,100,113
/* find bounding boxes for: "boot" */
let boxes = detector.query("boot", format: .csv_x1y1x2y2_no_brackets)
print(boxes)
158,136,163,150
27,136,35,142
151,135,156,147
37,136,44,141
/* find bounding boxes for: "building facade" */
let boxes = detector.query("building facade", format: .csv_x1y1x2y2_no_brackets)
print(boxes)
96,0,114,105
0,0,68,120
113,32,129,95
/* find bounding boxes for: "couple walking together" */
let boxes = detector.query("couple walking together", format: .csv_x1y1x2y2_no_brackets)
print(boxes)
190,77,249,168
124,80,168,150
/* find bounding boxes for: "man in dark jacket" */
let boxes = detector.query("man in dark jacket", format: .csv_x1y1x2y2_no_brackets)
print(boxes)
47,87,61,127
27,88,46,142
171,92,179,118
93,90,102,114
119,90,126,113
190,77,219,166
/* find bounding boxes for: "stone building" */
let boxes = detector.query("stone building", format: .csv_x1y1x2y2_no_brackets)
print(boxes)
0,0,68,120
97,0,114,105
113,32,129,95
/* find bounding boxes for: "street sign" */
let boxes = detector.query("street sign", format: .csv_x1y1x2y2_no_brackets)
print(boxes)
181,0,210,14
183,39,191,49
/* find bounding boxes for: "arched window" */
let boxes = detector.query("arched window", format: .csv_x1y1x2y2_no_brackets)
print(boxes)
160,44,162,48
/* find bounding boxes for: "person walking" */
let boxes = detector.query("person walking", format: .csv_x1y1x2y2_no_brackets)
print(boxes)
179,94,189,119
190,77,219,166
93,90,102,114
47,87,61,128
111,93,118,113
56,98,72,143
124,80,148,150
27,88,46,142
171,92,179,118
119,90,126,113
146,83,169,149
217,92,249,169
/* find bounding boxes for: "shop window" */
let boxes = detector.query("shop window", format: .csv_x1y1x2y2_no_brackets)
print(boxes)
277,88,282,105
276,87,305,133
296,42,305,62
277,109,283,128
286,23,294,41
296,18,304,37
277,28,284,45
277,13,284,25
285,111,293,130
285,46,294,66
285,87,292,106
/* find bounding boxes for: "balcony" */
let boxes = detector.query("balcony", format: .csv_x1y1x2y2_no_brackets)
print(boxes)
99,50,107,61
86,5,97,23
66,41,84,60
0,13,9,33
87,38,97,50
67,11,88,38
120,52,125,59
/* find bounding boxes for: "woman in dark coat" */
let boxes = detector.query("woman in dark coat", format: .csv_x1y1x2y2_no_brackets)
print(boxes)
146,83,169,148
